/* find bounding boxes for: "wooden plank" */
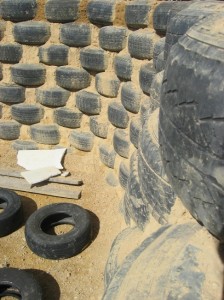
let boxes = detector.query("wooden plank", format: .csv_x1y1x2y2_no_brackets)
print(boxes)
0,168,83,186
0,175,81,200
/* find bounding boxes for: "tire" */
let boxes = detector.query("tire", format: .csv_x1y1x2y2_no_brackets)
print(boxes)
153,2,177,35
113,129,130,159
159,14,224,240
11,64,46,87
70,130,94,152
30,124,60,145
0,84,25,104
130,117,141,149
114,54,132,81
108,102,129,129
25,203,92,259
76,90,101,115
90,116,109,139
0,44,22,64
45,0,80,23
0,121,21,140
54,107,82,129
140,95,152,126
11,104,44,125
153,37,165,69
128,30,155,60
13,21,50,46
0,22,6,41
106,172,119,187
125,1,150,29
87,0,115,26
103,222,223,300
56,67,91,91
155,51,165,73
123,151,149,229
36,87,70,108
139,62,156,95
0,189,23,237
1,0,37,22
80,47,108,72
99,143,116,168
121,82,141,114
99,26,127,52
39,45,69,66
0,268,42,299
119,161,130,189
12,140,38,151
95,72,120,98
149,70,164,112
60,23,91,47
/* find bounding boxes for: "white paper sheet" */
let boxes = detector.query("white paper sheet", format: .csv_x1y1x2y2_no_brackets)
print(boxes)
21,167,61,185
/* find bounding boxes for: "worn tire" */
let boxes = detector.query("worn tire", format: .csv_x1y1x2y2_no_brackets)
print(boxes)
76,90,101,115
70,130,94,152
140,95,152,126
99,26,127,52
108,102,129,129
121,82,141,114
128,30,155,60
0,189,23,237
113,129,130,159
11,104,44,125
0,44,22,64
155,51,165,73
153,2,177,35
11,64,46,87
39,45,69,66
95,73,120,98
90,116,109,139
45,0,80,23
149,70,164,111
130,117,141,149
114,54,132,81
119,161,130,190
1,0,37,22
0,121,20,140
60,23,91,47
25,203,92,259
153,37,165,69
54,107,82,128
87,0,116,26
125,1,150,29
30,124,60,145
99,143,116,168
36,87,70,107
12,140,38,151
0,84,25,104
139,62,156,95
80,47,108,72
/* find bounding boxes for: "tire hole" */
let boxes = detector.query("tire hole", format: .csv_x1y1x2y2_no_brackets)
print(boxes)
0,284,21,299
0,198,7,213
41,213,75,236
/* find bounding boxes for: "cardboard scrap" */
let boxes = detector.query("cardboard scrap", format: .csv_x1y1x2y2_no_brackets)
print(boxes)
21,167,61,185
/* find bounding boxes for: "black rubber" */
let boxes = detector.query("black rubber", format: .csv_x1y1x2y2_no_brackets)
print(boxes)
95,73,120,98
11,64,46,87
140,95,152,126
155,51,165,73
80,47,108,72
125,1,151,29
0,84,25,104
121,82,141,114
114,54,132,81
130,117,141,149
0,268,43,299
153,37,165,69
153,2,177,35
99,143,116,169
54,107,82,128
13,21,50,46
113,129,130,159
12,140,38,151
0,44,22,64
159,14,224,241
56,67,91,91
0,121,21,140
25,203,92,259
45,0,80,23
76,90,101,115
128,30,155,60
119,161,130,189
99,26,127,52
39,45,69,66
70,130,94,152
0,189,23,237
11,104,44,125
139,62,156,95
1,0,37,22
36,87,70,107
108,102,129,129
149,70,164,112
60,23,91,47
90,116,109,139
87,0,116,26
30,124,60,145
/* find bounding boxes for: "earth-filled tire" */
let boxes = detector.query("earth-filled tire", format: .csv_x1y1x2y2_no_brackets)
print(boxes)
30,124,60,145
45,0,80,23
87,0,116,26
113,129,130,159
99,143,116,168
113,54,132,81
139,62,156,95
90,116,109,139
128,30,155,60
11,64,46,87
99,26,127,52
12,140,38,151
108,102,129,129
70,130,94,152
80,47,108,72
76,90,101,115
130,117,141,149
0,44,22,64
1,0,37,22
36,87,70,108
60,23,91,47
95,73,120,98
125,1,150,29
0,84,25,104
11,104,44,125
118,161,130,190
121,82,141,114
54,107,82,128
0,121,21,140
38,45,69,66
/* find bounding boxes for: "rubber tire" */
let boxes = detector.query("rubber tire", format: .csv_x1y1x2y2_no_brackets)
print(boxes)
60,23,91,47
76,90,101,115
11,64,46,87
153,2,177,35
128,30,155,60
11,104,44,125
25,203,92,259
12,140,38,151
119,161,130,189
90,116,109,139
95,73,120,98
108,102,129,129
0,189,23,237
114,54,132,81
54,107,82,128
149,70,164,112
113,129,130,159
153,37,165,69
36,87,70,108
30,124,60,145
13,21,50,46
0,121,21,140
140,95,152,126
99,26,127,52
70,130,94,152
39,45,69,66
45,0,80,23
121,82,141,114
155,51,165,73
1,0,37,22
56,67,91,91
0,44,22,64
130,117,141,149
99,143,116,169
139,62,156,95
0,268,42,299
0,84,25,104
87,0,115,26
80,47,108,72
125,1,150,29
